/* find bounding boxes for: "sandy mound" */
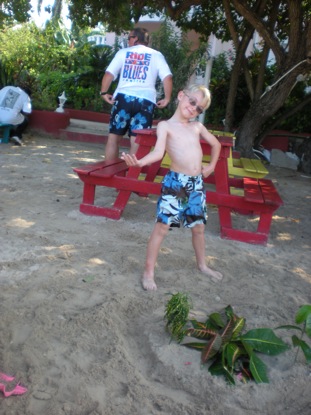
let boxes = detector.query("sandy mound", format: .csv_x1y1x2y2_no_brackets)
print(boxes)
0,132,310,414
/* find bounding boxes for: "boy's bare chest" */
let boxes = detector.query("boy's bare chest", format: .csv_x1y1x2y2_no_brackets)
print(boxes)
168,127,200,148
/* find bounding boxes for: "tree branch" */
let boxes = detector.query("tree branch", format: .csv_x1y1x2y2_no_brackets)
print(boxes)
231,0,284,65
256,93,311,146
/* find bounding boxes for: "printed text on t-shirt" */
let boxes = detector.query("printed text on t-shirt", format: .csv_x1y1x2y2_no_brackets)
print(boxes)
123,52,151,82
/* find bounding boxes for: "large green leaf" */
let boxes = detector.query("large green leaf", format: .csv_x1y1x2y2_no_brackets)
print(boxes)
224,305,235,319
232,317,245,339
186,327,217,340
292,335,311,364
221,318,235,343
190,320,208,330
205,319,222,331
201,334,222,363
181,336,207,350
295,305,311,325
222,366,236,385
305,314,311,338
276,324,302,332
208,360,236,385
208,359,225,375
209,312,226,328
249,352,269,383
241,328,289,355
225,342,243,368
241,341,253,357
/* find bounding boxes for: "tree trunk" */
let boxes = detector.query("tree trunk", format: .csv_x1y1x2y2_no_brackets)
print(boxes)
231,0,311,156
235,63,309,156
235,105,266,157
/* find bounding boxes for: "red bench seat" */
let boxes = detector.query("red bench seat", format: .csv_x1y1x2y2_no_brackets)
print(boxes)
218,177,283,245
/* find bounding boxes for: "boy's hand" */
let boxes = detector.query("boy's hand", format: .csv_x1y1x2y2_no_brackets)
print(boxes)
121,152,141,167
202,164,214,178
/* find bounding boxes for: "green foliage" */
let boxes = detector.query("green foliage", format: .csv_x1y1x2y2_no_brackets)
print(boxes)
207,52,232,126
0,21,115,111
276,305,311,364
165,293,290,385
0,0,31,28
151,20,207,119
207,48,311,133
68,0,134,32
272,80,311,133
172,0,229,43
0,21,77,97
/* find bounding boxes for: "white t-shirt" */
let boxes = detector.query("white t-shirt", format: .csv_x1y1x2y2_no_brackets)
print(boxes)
106,44,172,103
0,86,32,125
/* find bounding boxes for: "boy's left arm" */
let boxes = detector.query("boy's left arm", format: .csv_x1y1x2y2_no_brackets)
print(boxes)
200,126,221,178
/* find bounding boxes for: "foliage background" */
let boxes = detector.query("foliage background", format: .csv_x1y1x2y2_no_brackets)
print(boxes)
0,12,310,135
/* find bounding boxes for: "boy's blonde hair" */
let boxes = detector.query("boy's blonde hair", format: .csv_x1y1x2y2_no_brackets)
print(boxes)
185,84,212,110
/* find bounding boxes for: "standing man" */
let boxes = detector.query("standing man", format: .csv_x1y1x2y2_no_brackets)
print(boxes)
100,27,173,160
0,85,32,146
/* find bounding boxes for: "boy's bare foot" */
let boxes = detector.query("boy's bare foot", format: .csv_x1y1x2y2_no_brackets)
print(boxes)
199,265,223,282
141,276,157,291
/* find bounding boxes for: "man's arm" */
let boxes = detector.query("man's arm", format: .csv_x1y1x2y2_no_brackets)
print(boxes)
100,72,115,104
156,75,172,108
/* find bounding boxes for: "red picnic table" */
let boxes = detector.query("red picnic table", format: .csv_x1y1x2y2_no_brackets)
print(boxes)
73,128,283,245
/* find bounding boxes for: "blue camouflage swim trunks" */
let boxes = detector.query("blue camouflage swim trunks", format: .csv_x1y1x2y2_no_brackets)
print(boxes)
109,93,155,137
156,170,207,228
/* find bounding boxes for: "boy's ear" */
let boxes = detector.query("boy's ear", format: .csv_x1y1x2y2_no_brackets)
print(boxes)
177,90,184,101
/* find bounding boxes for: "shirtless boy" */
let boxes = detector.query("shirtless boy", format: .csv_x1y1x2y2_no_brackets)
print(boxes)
121,84,223,290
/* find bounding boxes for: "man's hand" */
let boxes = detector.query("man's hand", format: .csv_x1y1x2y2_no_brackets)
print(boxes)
121,152,141,167
156,98,170,108
101,94,115,105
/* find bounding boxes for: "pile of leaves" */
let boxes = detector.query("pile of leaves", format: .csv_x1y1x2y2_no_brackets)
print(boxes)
165,293,289,385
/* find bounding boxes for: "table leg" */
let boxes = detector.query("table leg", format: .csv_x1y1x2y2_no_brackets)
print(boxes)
82,183,96,205
218,206,232,229
257,212,273,235
214,158,230,194
112,190,132,212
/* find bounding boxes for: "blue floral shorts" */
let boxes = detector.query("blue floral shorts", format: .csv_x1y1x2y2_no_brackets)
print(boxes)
156,171,207,228
109,93,155,137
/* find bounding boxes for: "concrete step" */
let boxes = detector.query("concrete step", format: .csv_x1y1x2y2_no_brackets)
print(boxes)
66,119,109,135
60,118,130,148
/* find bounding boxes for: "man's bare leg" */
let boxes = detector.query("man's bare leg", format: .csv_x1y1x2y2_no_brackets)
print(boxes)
105,133,123,161
142,222,170,291
191,224,223,281
130,135,139,155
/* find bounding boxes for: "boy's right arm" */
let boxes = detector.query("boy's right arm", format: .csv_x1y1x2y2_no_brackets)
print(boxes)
121,121,168,167
199,125,221,178
121,153,142,167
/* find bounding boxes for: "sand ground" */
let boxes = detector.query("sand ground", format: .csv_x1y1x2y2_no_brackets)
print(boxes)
0,132,310,415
